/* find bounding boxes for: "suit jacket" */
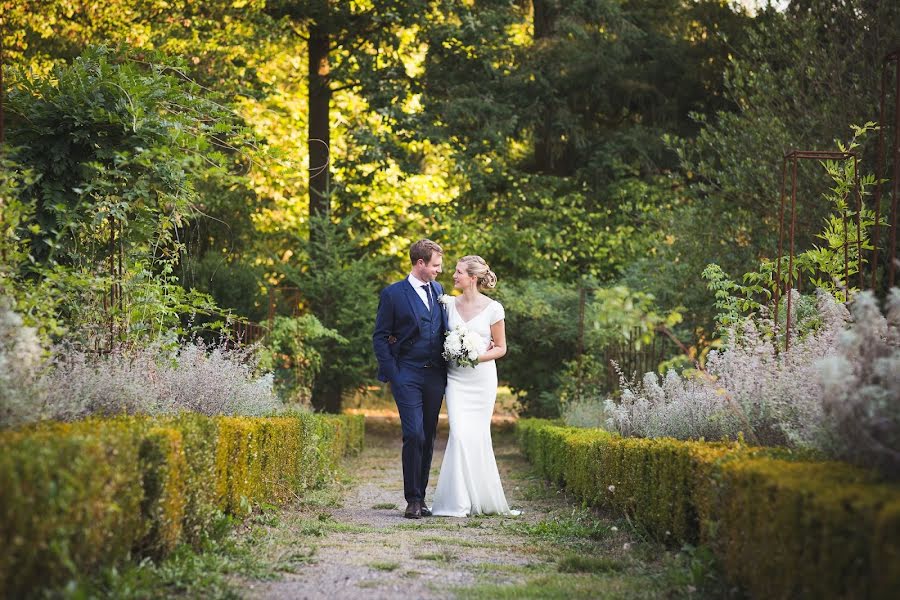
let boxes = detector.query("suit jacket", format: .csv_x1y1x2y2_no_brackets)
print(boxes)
372,279,449,382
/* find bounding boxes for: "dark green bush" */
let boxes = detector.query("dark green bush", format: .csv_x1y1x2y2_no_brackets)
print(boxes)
0,419,146,595
0,413,364,596
518,419,900,599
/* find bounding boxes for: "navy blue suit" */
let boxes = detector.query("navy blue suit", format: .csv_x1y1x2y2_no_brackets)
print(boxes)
373,279,449,503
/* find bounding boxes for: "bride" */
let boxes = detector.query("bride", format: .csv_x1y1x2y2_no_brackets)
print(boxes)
431,255,519,517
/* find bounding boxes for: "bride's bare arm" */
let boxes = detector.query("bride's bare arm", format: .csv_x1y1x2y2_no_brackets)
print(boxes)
479,320,507,363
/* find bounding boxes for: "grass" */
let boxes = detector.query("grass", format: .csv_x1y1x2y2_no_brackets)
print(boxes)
414,549,457,563
421,535,507,550
329,522,378,534
292,516,377,536
63,527,275,599
454,572,653,600
470,562,546,576
294,519,328,537
274,546,318,573
294,474,352,509
505,509,612,545
557,554,625,573
63,420,731,599
519,479,561,501
455,547,728,600
391,521,458,531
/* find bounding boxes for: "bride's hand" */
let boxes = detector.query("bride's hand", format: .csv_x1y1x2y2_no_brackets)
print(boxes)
478,341,496,363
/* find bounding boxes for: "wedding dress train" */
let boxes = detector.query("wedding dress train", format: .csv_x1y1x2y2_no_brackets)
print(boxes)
431,299,519,517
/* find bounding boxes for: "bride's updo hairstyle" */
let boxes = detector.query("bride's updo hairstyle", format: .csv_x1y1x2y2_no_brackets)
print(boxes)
459,255,497,289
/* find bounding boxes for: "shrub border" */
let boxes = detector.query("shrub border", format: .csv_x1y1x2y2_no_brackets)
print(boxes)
517,418,900,599
0,412,364,596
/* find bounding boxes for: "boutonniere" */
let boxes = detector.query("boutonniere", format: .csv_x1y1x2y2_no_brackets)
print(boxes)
438,294,453,307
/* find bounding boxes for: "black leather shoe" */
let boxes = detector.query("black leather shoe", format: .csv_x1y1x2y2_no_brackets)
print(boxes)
404,501,422,519
420,504,432,517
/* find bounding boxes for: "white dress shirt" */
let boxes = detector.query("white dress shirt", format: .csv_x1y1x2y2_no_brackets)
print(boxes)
407,274,433,309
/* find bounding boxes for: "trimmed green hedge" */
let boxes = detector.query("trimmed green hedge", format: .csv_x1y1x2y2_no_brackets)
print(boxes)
0,412,364,597
518,419,900,599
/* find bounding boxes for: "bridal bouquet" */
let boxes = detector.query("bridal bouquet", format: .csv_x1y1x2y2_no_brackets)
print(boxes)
442,325,482,368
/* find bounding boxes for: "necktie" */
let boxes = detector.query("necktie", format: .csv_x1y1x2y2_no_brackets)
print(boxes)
421,284,432,311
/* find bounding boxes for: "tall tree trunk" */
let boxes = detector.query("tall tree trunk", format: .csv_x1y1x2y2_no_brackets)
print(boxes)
313,378,343,414
307,4,336,411
308,6,331,231
1,16,5,146
532,0,560,174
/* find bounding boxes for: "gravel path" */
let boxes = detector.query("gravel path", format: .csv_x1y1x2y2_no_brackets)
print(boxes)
239,416,564,599
235,416,701,600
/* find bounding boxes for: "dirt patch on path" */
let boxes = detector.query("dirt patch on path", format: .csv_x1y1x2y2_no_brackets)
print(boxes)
236,417,718,600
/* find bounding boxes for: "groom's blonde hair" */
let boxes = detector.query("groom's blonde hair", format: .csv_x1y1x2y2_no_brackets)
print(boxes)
410,239,443,265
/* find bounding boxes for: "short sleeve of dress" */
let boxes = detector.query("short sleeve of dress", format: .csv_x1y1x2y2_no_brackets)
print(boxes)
489,301,505,325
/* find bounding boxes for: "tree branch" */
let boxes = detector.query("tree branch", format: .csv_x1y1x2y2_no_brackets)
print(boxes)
329,80,362,94
289,25,310,42
333,12,394,49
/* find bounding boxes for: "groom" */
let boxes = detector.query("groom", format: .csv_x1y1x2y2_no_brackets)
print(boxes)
372,239,449,519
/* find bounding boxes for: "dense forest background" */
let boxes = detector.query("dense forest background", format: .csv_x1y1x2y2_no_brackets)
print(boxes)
2,0,898,414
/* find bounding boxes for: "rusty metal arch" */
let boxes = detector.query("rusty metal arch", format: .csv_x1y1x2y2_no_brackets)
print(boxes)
774,150,863,352
872,49,900,290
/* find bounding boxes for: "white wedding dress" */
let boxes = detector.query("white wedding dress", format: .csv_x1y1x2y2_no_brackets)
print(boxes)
432,299,519,517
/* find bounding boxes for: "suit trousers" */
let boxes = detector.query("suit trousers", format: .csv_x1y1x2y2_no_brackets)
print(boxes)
391,360,446,502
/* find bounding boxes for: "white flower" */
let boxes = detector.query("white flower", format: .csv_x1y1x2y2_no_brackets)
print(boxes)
438,294,453,306
607,485,616,493
442,324,481,368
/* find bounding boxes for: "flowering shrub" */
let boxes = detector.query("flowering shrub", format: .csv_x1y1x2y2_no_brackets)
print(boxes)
0,298,45,425
34,341,279,425
604,289,900,476
561,397,611,429
605,290,845,446
819,290,900,477
1,301,281,428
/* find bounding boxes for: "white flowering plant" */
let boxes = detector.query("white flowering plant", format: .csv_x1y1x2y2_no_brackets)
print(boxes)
438,294,453,307
1,296,282,428
442,324,481,368
602,288,900,480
